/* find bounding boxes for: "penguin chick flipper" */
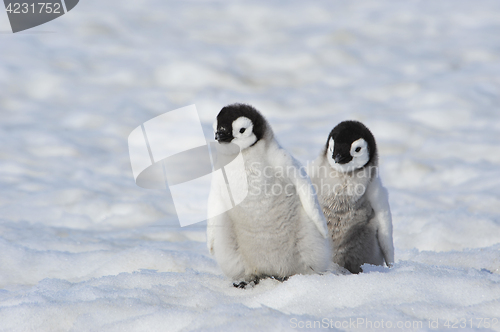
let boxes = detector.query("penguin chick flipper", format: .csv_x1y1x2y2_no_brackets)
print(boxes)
212,214,246,280
207,171,233,255
208,186,246,280
366,177,395,267
206,213,215,255
270,145,328,238
207,213,228,255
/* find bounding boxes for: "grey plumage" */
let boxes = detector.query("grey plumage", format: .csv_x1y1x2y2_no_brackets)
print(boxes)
308,120,394,274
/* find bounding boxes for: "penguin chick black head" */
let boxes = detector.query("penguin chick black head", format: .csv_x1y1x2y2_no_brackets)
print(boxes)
214,103,267,150
325,120,377,173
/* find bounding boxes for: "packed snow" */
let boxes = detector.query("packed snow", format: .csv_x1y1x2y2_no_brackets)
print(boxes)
1,0,500,331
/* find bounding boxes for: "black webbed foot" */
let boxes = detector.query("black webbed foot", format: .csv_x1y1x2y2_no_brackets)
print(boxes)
345,262,363,274
233,281,247,288
233,278,260,289
270,276,289,282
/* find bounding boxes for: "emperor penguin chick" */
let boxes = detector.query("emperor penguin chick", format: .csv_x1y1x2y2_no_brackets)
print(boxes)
207,104,331,288
308,121,394,274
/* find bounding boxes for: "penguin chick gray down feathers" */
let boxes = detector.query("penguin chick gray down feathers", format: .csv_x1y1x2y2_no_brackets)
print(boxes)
308,120,394,274
207,104,331,286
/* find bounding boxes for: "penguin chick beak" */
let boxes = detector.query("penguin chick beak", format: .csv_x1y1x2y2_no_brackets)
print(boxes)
215,131,233,143
334,154,350,164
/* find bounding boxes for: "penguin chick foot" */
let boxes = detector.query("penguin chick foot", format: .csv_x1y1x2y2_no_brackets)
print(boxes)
270,276,289,282
344,262,362,274
233,278,260,289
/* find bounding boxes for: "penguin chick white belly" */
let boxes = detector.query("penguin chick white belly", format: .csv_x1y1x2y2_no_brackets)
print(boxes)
218,154,330,281
228,175,304,278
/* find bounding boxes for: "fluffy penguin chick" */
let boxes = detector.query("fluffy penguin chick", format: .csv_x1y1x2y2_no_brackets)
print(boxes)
308,120,394,274
207,103,331,287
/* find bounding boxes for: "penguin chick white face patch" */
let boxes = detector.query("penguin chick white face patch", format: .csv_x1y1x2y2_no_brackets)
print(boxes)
230,116,256,150
328,138,369,173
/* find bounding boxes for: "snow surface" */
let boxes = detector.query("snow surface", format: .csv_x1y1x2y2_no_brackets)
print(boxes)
1,0,500,331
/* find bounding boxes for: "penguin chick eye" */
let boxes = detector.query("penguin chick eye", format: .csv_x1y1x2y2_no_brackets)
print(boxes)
355,147,361,153
239,128,246,134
